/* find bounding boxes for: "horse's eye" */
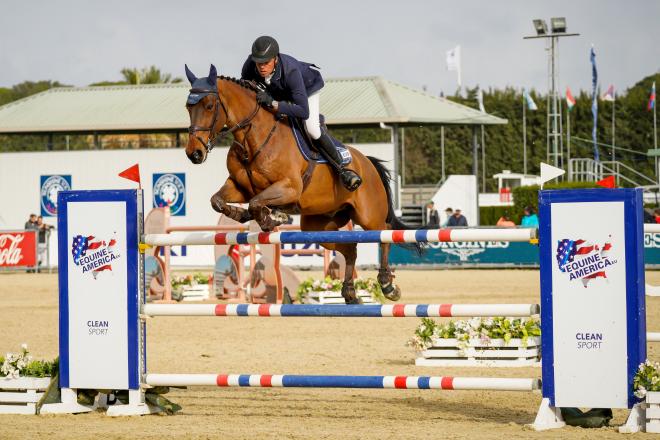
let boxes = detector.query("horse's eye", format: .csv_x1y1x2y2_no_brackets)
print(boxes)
205,104,213,111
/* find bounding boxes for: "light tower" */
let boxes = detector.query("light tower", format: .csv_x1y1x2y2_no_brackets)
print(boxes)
524,17,579,170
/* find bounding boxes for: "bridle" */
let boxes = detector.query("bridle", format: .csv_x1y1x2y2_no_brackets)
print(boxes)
187,84,280,193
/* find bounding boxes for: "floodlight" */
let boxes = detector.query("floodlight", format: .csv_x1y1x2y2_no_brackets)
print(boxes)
533,19,548,36
551,17,566,33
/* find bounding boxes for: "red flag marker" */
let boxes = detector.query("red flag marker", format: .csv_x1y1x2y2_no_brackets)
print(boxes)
119,164,141,188
596,175,616,189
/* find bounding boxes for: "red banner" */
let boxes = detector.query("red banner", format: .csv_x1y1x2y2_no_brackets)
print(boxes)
0,231,37,268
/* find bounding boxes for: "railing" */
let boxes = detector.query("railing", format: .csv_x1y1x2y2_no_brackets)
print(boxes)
569,158,657,188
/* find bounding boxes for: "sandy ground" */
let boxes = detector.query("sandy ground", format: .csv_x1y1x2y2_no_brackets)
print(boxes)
1,269,659,440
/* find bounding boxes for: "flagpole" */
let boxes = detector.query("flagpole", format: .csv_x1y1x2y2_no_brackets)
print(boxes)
523,93,527,175
612,94,616,163
566,105,571,166
655,91,658,184
481,125,486,192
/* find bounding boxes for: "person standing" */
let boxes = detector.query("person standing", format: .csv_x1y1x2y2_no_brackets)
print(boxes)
425,201,440,228
24,214,38,273
36,216,54,272
520,206,539,228
496,212,516,227
442,207,453,227
447,208,468,227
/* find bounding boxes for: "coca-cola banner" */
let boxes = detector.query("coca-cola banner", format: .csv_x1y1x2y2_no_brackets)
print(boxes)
0,231,37,268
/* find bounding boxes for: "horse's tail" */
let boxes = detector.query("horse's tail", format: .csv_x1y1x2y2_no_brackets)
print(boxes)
366,156,424,255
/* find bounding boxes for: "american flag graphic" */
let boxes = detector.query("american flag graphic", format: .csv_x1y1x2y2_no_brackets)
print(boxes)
71,235,104,264
71,235,117,278
556,238,612,287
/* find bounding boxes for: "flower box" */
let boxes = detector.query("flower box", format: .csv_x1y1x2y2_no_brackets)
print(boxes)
415,336,542,367
180,284,210,301
303,289,376,305
0,376,52,414
647,391,660,433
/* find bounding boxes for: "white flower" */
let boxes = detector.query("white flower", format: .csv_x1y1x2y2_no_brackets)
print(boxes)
20,343,28,351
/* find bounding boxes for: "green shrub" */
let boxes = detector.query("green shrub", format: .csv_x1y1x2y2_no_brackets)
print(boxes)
479,206,521,226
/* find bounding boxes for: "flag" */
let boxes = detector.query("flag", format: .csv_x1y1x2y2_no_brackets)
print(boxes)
523,89,537,110
477,87,485,112
119,163,141,187
446,45,460,71
566,87,576,111
446,45,462,87
596,175,616,188
602,84,615,102
590,47,599,161
649,81,656,111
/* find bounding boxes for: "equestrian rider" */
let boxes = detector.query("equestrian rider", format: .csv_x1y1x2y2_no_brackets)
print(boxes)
241,36,362,191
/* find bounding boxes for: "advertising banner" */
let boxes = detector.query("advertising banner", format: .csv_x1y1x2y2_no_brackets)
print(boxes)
40,174,72,217
539,189,645,409
0,231,37,268
153,173,186,216
58,190,143,390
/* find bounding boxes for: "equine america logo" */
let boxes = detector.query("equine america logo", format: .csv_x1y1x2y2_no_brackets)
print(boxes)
71,235,120,279
40,175,71,217
153,173,186,216
556,238,617,287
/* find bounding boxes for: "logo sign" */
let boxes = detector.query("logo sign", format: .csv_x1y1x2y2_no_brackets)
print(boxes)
153,173,186,216
0,231,37,268
40,175,72,217
555,238,617,287
71,234,120,279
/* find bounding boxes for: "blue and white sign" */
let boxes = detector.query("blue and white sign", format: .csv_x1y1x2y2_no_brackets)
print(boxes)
153,173,186,216
57,190,143,390
40,174,72,217
539,188,646,409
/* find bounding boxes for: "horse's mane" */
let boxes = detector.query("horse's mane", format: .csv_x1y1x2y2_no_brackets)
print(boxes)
218,75,259,94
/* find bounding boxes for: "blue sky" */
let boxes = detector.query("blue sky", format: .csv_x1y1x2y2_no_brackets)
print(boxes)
1,0,658,95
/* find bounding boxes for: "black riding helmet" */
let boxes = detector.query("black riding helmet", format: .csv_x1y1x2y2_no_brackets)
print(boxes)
251,36,279,63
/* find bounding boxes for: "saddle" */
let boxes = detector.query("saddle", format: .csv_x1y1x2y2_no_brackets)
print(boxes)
290,115,352,166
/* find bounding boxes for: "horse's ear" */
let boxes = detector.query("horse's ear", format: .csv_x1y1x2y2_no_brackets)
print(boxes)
208,64,218,86
184,64,197,85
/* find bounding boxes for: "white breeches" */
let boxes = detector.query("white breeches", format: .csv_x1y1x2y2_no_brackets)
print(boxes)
305,91,322,140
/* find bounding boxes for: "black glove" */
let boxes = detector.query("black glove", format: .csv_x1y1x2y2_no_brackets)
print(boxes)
256,90,274,108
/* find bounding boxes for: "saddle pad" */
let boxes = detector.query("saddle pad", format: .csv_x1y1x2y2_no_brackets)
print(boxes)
290,116,352,165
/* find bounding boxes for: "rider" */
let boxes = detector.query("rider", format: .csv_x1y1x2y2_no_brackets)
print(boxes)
241,35,362,191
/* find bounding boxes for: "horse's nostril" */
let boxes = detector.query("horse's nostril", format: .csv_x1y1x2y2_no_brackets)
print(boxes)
190,150,203,163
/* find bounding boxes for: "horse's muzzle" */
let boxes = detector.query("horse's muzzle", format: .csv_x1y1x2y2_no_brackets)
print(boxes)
187,149,205,164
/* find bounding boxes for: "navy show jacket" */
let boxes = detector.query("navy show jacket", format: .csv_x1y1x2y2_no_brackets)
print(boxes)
241,53,324,120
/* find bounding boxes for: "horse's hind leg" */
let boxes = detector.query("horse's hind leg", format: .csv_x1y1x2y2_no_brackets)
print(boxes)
300,213,360,304
377,243,400,301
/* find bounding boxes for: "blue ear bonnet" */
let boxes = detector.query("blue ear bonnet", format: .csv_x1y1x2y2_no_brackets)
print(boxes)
187,77,218,105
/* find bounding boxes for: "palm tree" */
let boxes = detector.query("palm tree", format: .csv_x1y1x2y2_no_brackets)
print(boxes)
119,66,182,85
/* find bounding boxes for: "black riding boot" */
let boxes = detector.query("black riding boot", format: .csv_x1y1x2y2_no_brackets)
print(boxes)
314,132,362,191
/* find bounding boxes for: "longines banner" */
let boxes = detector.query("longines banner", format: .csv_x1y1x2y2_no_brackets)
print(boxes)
389,232,660,267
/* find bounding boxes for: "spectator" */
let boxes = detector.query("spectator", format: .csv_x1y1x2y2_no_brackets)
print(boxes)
425,201,440,228
441,207,453,227
24,213,38,231
496,212,516,228
655,209,660,224
36,216,54,272
447,208,468,227
520,206,539,228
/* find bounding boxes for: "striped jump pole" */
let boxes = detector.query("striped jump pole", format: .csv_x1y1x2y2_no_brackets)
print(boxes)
649,332,660,342
145,373,541,392
143,227,537,247
143,303,541,318
644,224,660,233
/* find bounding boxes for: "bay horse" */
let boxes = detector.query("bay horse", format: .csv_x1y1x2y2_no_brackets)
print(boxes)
184,64,420,304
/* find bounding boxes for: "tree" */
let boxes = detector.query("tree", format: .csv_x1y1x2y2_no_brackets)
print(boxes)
90,66,182,86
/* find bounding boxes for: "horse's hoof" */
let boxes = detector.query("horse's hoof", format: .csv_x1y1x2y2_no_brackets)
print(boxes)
382,284,401,301
270,209,290,225
344,296,363,305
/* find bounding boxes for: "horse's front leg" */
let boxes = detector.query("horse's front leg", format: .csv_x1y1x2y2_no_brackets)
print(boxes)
377,243,401,301
248,179,301,232
210,178,252,223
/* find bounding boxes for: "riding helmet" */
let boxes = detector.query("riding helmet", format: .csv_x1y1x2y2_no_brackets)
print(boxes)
251,36,279,63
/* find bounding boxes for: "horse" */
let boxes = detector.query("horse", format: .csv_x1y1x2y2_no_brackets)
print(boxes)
184,64,420,304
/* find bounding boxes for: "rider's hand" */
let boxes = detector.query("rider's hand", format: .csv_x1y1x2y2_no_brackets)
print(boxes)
257,90,274,108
